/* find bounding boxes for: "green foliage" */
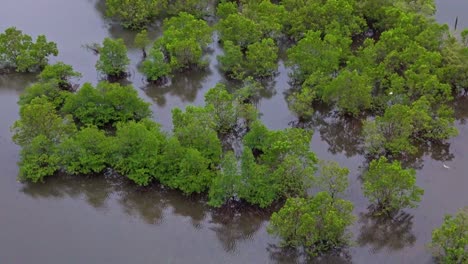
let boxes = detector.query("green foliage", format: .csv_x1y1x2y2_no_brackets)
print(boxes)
156,137,214,195
244,38,278,78
173,148,214,194
216,1,238,19
268,193,355,255
208,152,241,207
272,153,315,198
217,13,262,49
220,37,282,79
287,30,351,84
0,27,32,69
134,29,150,56
315,160,349,200
243,120,273,153
363,105,415,155
110,120,167,186
38,62,81,90
59,127,111,175
141,46,171,81
261,127,315,165
362,156,424,214
242,0,287,39
157,12,212,70
172,106,222,165
0,27,58,72
105,0,166,29
216,3,282,80
218,41,244,79
18,82,70,110
287,87,316,120
238,148,277,207
18,135,61,183
12,97,75,147
430,207,468,264
166,0,210,17
462,29,468,46
439,37,468,93
13,79,317,210
363,99,457,156
281,0,364,40
322,69,373,116
243,121,317,203
62,82,151,127
359,0,436,32
12,97,73,183
204,83,239,133
95,38,130,77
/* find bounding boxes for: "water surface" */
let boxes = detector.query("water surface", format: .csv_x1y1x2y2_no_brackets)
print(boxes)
1,1,467,263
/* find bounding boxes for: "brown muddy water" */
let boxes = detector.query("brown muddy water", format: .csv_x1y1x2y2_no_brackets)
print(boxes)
0,1,467,263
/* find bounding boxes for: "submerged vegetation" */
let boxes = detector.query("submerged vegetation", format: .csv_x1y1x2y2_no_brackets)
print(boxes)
3,0,468,260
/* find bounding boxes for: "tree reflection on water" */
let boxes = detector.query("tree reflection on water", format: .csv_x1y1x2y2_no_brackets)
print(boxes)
209,203,272,253
357,208,416,253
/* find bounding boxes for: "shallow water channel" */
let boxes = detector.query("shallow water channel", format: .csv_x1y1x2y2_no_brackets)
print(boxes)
0,1,467,263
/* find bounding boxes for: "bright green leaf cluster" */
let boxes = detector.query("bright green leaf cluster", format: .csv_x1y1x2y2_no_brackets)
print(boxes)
0,27,58,72
216,2,282,80
105,0,167,29
268,192,355,256
362,156,424,215
430,207,468,264
363,97,457,156
38,62,82,90
141,12,212,81
95,38,130,78
62,81,151,127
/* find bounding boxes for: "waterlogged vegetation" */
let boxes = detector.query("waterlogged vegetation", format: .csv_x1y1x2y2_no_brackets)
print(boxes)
2,0,468,262
0,27,58,73
430,207,468,264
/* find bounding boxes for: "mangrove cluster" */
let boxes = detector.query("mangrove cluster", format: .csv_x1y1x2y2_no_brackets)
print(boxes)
2,0,468,260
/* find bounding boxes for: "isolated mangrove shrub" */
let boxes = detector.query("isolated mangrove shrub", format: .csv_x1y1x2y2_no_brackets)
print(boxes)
0,27,57,72
268,192,355,256
430,207,468,264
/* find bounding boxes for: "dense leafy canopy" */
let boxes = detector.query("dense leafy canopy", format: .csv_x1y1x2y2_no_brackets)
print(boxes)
430,207,468,264
38,62,81,90
220,37,278,79
281,0,364,40
62,81,151,127
315,160,349,200
0,27,58,72
59,126,111,175
105,0,167,29
159,12,212,70
18,81,69,110
208,152,241,207
8,1,468,259
12,97,76,147
95,38,130,78
141,45,171,82
216,1,283,80
141,12,212,80
134,29,150,57
18,135,61,183
218,13,262,49
363,98,457,156
110,120,167,186
12,97,75,182
268,192,355,255
362,157,424,215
